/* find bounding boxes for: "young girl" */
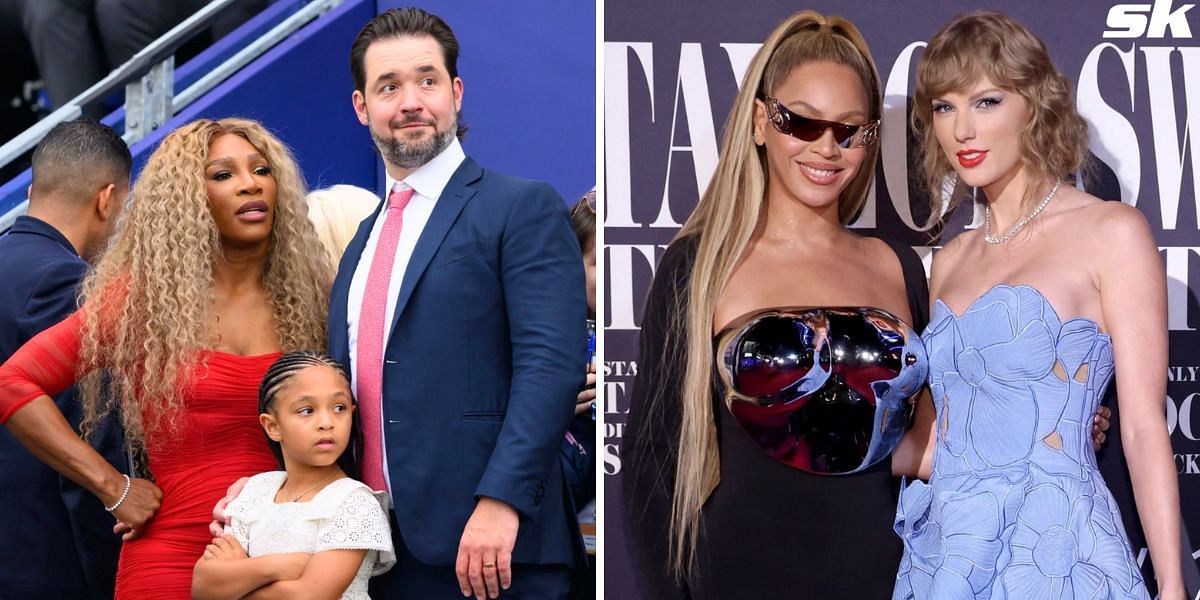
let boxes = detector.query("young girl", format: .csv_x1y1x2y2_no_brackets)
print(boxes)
191,352,394,600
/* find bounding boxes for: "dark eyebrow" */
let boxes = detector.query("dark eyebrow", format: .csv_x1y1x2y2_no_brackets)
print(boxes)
372,66,439,84
205,153,265,169
287,391,350,406
970,88,1005,101
785,99,866,122
931,87,1006,105
374,66,438,86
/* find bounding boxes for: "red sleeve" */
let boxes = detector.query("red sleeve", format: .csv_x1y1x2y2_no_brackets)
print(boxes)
0,308,84,423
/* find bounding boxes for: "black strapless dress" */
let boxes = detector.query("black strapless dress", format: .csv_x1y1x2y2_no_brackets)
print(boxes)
622,236,930,600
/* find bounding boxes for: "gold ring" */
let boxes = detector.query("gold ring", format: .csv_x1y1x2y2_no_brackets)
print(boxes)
483,562,496,568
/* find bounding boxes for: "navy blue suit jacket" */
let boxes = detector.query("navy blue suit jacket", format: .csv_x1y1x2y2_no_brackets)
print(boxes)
0,216,126,599
329,158,586,568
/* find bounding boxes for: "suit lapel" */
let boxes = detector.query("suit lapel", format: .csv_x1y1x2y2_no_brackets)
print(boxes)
388,157,482,335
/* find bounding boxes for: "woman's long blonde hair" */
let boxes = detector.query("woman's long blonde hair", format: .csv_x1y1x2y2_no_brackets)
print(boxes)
913,11,1089,218
306,184,379,264
662,11,882,579
77,118,333,460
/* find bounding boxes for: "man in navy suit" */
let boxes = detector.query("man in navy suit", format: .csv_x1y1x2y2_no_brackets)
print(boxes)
329,8,585,599
0,118,130,599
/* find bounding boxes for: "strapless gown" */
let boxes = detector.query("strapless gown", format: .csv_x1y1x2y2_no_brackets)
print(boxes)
893,285,1148,599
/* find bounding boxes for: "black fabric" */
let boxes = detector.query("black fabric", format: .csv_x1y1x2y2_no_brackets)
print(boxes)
876,236,930,333
622,234,930,599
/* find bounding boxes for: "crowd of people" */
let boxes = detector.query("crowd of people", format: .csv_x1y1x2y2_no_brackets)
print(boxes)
0,7,594,600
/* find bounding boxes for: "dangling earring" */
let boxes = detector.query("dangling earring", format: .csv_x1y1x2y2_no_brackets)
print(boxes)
968,182,986,230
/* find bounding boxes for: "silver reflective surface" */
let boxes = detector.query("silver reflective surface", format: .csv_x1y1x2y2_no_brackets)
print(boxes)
716,307,928,475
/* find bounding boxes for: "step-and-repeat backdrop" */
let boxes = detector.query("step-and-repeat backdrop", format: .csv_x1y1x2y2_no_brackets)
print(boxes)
603,1,1200,597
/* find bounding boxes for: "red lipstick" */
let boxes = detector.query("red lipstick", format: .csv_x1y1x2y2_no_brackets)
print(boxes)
956,149,987,168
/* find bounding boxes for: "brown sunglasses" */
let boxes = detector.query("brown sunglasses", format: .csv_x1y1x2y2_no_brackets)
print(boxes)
764,96,879,149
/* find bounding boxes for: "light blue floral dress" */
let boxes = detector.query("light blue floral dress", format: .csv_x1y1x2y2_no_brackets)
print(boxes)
893,285,1149,599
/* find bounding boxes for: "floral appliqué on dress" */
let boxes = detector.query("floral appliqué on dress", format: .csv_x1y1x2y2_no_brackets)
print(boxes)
893,285,1148,599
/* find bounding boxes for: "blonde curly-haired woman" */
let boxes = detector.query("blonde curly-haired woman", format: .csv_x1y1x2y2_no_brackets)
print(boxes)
0,118,332,599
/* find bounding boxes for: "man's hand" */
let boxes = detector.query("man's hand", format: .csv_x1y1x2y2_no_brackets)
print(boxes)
201,534,248,561
575,363,596,416
456,497,518,599
1091,405,1112,451
208,476,250,537
108,476,162,540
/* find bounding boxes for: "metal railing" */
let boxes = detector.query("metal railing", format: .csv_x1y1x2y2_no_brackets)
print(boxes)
0,0,241,169
0,0,343,230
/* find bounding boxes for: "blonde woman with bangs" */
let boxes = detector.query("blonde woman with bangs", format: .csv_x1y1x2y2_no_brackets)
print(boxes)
0,118,333,599
621,11,936,598
891,12,1183,600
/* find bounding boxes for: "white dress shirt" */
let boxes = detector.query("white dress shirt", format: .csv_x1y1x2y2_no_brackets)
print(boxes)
345,137,466,493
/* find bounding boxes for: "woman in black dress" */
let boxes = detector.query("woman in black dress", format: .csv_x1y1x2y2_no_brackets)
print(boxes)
621,10,933,599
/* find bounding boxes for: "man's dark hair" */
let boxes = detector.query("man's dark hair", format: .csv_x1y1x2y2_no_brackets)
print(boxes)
30,118,131,202
350,7,460,93
350,7,468,140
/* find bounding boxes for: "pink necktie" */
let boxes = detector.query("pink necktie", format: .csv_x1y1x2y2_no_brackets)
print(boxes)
356,185,414,491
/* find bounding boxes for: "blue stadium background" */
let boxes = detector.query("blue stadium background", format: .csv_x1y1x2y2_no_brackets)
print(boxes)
0,0,597,215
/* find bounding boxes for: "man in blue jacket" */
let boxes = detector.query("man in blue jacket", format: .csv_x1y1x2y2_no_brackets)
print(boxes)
0,118,130,599
329,8,586,599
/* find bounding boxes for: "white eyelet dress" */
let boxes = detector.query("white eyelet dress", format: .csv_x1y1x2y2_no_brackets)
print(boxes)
225,471,396,599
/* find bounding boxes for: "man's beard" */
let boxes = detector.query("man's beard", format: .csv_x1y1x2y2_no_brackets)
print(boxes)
369,113,457,170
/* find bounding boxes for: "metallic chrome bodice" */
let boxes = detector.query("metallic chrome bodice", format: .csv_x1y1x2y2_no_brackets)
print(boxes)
716,307,928,475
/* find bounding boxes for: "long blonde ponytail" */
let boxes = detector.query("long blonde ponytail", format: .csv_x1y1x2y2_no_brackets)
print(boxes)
663,10,882,578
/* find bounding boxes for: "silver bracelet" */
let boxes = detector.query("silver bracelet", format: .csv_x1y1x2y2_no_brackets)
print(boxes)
104,474,132,513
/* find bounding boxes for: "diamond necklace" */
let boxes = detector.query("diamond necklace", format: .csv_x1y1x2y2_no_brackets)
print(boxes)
984,180,1062,244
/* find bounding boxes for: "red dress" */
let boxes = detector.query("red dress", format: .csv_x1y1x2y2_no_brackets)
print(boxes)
0,309,280,599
